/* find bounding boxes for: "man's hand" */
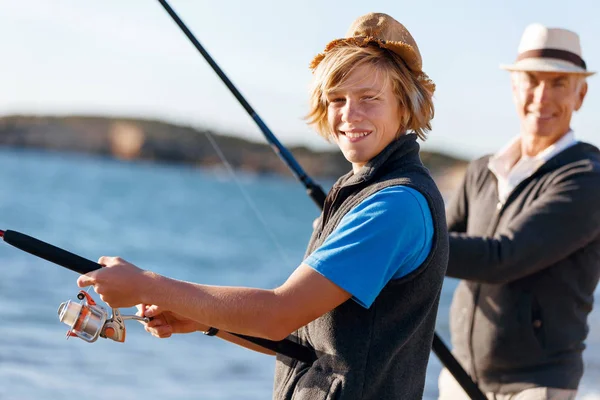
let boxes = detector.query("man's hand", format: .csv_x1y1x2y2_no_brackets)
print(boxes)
137,304,205,338
77,256,153,308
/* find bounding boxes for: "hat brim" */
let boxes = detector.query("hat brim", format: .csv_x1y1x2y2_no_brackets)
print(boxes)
310,36,421,72
309,36,436,94
500,57,596,76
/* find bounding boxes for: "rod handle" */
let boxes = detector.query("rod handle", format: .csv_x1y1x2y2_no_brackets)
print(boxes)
2,230,101,274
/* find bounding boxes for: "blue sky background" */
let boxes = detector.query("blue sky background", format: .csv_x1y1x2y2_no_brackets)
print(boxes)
1,0,598,159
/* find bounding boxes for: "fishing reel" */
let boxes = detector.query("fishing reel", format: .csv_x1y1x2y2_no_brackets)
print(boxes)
57,290,149,343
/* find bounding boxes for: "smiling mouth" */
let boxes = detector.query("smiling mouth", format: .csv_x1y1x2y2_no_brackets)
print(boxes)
341,131,372,139
528,112,555,120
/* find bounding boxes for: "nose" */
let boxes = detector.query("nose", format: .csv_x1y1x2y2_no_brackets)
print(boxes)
532,81,552,104
341,99,363,123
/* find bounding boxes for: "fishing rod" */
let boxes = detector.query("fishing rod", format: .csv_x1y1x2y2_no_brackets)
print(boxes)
156,1,486,399
156,0,326,209
0,229,316,363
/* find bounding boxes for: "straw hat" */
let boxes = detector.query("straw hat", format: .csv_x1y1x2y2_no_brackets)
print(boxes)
310,13,435,93
501,23,595,76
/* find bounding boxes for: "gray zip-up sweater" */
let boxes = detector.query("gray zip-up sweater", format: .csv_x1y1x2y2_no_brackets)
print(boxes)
273,134,449,400
446,142,600,393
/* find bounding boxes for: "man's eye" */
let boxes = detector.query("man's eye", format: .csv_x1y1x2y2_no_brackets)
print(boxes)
523,77,536,86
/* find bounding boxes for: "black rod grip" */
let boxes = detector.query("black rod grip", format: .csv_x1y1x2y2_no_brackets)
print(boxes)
2,230,101,274
1,229,318,363
306,183,327,210
231,333,316,364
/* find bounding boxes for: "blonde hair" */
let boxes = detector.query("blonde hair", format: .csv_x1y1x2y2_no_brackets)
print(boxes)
306,44,435,141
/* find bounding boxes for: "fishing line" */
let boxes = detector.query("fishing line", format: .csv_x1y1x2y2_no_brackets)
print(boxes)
202,131,292,267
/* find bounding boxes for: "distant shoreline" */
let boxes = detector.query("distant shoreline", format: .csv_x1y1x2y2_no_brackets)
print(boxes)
0,114,468,192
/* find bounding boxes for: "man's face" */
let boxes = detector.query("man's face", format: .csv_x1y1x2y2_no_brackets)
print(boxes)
511,71,587,141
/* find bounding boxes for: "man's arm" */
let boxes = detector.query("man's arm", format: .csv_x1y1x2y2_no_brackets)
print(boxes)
447,167,600,284
445,163,472,233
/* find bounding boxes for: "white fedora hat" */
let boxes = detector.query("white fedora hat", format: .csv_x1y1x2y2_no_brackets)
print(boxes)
500,23,595,76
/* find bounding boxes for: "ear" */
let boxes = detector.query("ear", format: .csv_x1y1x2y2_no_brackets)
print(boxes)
574,79,588,111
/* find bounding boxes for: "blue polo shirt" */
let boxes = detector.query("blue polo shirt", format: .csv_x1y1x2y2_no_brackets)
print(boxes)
303,186,433,308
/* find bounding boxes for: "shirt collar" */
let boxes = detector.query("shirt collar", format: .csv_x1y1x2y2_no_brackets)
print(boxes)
533,130,577,163
488,130,576,177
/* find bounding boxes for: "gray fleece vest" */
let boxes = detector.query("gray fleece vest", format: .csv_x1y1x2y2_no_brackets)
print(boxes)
273,134,449,400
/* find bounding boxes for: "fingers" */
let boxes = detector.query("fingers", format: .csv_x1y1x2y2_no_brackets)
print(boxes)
143,305,165,318
135,304,156,326
149,327,172,339
77,272,96,288
145,318,173,338
146,316,167,329
137,306,174,338
136,304,149,317
76,256,119,288
97,256,123,267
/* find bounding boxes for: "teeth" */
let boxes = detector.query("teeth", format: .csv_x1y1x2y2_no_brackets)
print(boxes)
529,112,553,119
344,131,370,138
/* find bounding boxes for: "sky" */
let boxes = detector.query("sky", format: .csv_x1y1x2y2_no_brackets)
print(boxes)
1,0,599,160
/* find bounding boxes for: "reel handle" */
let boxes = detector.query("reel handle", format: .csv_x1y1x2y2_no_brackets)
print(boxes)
2,230,101,274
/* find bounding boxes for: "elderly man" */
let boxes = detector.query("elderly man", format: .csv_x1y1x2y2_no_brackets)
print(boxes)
439,23,600,400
